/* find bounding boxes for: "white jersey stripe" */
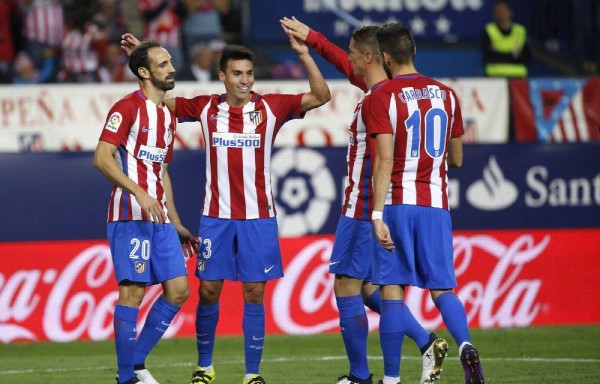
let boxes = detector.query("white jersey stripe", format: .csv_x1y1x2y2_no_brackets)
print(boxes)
145,101,159,204
217,105,232,218
386,94,398,206
429,85,445,208
200,102,213,217
401,88,418,205
263,103,276,215
127,110,141,219
243,102,259,218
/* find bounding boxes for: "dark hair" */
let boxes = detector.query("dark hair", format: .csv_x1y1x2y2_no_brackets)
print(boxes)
218,45,255,72
128,40,163,80
493,0,512,10
376,23,415,66
351,25,380,54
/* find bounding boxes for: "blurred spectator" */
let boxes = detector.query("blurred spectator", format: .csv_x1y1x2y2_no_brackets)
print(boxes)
98,43,136,83
0,0,18,83
177,42,215,82
19,0,63,76
219,0,242,43
12,49,55,83
60,1,109,82
138,0,183,71
120,0,144,38
482,0,530,77
179,0,227,59
270,60,306,80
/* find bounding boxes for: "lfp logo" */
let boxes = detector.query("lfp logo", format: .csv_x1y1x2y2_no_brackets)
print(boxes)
271,148,336,236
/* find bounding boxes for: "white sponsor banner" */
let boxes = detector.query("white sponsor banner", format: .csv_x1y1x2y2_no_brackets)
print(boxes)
442,78,509,143
0,78,508,152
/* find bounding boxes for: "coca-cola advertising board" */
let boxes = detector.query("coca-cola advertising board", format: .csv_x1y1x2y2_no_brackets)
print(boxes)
1,230,599,343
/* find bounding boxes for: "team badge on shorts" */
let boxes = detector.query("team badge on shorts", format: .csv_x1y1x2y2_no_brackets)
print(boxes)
135,261,146,274
198,259,206,272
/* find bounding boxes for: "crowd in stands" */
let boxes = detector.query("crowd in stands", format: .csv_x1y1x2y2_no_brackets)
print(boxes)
0,0,242,84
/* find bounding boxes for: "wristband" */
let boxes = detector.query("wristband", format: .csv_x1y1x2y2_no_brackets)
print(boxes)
371,210,383,221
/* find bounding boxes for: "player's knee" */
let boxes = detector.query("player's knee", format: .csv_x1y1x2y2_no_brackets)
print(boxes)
199,285,221,304
243,285,265,304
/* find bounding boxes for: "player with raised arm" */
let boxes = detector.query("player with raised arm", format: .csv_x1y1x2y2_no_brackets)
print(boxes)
280,17,449,384
365,23,485,384
121,26,330,384
94,40,197,384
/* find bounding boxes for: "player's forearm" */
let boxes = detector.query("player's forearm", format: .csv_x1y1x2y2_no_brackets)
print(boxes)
307,29,365,89
373,134,394,212
93,150,145,198
298,52,331,109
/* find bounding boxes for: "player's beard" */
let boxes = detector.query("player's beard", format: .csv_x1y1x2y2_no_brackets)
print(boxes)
150,72,175,92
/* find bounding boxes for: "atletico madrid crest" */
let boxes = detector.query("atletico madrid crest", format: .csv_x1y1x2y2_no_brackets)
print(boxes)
135,261,146,274
249,111,262,126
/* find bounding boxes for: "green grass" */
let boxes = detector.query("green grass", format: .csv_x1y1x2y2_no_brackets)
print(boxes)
1,325,599,383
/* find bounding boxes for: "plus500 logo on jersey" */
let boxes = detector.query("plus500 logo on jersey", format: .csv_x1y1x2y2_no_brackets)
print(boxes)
137,145,168,163
212,132,261,148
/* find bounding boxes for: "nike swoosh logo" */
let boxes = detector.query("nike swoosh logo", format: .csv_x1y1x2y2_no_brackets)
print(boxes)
264,265,275,273
197,333,208,337
329,261,340,266
141,127,153,132
161,321,170,326
252,336,265,341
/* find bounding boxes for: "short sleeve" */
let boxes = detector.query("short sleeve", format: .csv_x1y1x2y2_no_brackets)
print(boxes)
262,94,304,125
175,95,211,122
362,90,394,137
99,100,133,147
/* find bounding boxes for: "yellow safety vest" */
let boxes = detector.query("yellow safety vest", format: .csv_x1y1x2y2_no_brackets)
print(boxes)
485,22,528,77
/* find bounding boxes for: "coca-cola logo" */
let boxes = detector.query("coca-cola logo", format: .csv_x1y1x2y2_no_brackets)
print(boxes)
0,244,186,343
271,234,550,334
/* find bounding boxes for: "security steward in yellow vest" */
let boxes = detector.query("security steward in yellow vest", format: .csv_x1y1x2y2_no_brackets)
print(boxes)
482,0,530,77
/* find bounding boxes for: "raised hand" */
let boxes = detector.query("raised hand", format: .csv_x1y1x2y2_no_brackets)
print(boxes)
282,24,309,55
280,16,310,42
120,33,141,56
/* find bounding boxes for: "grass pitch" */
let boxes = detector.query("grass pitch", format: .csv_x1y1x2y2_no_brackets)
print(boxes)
1,325,599,384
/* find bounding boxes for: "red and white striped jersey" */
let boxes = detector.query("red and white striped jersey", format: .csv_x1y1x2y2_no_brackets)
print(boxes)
99,90,176,222
305,29,375,220
139,0,181,47
176,92,304,220
22,1,63,46
363,73,464,210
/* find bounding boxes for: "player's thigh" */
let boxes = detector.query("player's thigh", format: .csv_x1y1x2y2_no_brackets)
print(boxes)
372,205,416,285
151,223,188,285
413,207,456,289
108,221,154,284
196,216,237,280
330,215,375,281
235,217,283,282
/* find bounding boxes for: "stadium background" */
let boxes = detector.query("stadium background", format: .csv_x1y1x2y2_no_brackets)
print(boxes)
0,0,599,382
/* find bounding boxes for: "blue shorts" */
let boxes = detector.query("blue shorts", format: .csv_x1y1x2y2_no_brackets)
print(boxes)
372,205,456,289
196,216,283,282
107,221,187,285
329,215,376,281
